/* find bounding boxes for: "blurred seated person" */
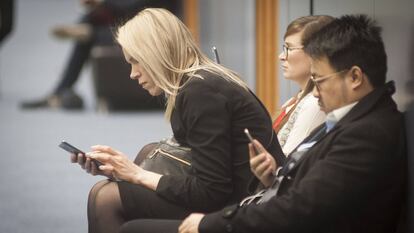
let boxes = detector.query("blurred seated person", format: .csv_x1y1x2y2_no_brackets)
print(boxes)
0,0,14,47
21,0,180,110
273,15,332,155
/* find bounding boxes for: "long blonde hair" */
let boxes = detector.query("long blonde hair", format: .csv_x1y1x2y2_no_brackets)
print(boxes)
116,8,248,121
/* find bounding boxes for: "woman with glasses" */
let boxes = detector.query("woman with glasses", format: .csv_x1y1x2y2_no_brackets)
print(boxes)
274,15,334,155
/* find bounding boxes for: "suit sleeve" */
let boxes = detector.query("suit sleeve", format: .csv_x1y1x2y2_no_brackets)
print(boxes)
199,119,405,233
156,81,234,212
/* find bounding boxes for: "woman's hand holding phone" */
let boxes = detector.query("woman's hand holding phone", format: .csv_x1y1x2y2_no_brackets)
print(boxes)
59,141,112,178
70,152,112,177
88,145,149,184
60,141,161,188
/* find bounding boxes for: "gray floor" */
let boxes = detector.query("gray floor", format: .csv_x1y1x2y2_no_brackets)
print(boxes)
0,1,171,232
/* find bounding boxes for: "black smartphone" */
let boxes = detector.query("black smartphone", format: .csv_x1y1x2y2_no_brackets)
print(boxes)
244,128,261,155
59,141,103,167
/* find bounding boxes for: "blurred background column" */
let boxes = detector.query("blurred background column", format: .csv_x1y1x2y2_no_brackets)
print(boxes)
255,0,278,115
183,0,199,44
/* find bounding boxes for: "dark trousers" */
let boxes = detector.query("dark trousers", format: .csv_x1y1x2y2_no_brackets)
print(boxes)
0,0,14,45
120,219,181,233
54,15,113,94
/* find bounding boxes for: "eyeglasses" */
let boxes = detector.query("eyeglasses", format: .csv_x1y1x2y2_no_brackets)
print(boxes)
310,69,349,91
282,44,304,59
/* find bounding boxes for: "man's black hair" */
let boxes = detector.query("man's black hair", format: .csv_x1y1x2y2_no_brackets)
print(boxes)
304,14,387,87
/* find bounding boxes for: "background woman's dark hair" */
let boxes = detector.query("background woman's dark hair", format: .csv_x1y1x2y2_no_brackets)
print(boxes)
274,15,334,133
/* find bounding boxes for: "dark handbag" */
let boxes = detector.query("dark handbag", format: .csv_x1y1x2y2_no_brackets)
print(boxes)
137,137,193,176
134,90,273,176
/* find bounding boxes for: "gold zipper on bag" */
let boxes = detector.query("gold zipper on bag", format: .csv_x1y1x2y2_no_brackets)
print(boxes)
149,148,191,166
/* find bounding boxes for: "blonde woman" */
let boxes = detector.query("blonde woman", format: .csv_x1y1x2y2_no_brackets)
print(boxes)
274,15,334,155
71,8,284,233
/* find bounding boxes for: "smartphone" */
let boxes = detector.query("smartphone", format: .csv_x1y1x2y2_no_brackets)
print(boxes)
59,141,103,167
244,128,261,155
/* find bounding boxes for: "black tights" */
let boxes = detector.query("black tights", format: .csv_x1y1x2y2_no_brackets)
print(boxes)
88,180,125,233
88,179,192,233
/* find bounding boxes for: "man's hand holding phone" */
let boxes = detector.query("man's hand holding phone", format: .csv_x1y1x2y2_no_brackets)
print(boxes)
244,129,277,187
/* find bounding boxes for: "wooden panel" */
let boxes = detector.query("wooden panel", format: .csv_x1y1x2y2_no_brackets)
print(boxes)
256,0,278,115
182,0,200,44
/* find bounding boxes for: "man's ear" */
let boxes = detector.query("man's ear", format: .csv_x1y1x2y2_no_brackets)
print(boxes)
349,66,364,89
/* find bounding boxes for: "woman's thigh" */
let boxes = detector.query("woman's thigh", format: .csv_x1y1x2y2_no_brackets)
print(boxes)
118,181,191,220
120,219,181,233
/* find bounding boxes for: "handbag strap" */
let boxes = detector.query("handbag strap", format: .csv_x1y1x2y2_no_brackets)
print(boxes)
248,89,275,150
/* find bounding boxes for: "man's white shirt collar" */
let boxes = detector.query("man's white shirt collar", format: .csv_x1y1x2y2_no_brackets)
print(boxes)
326,102,359,124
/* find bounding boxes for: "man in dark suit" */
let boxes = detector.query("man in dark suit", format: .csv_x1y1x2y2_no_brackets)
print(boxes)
118,14,407,233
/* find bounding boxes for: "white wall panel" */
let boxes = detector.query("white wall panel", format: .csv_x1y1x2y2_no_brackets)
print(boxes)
374,0,414,109
199,0,255,88
278,0,310,105
313,0,374,17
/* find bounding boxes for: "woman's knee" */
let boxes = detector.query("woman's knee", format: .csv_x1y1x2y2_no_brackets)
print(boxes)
88,180,121,209
88,180,110,202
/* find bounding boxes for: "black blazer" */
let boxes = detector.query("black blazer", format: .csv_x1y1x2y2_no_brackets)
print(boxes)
200,81,406,233
156,70,285,213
